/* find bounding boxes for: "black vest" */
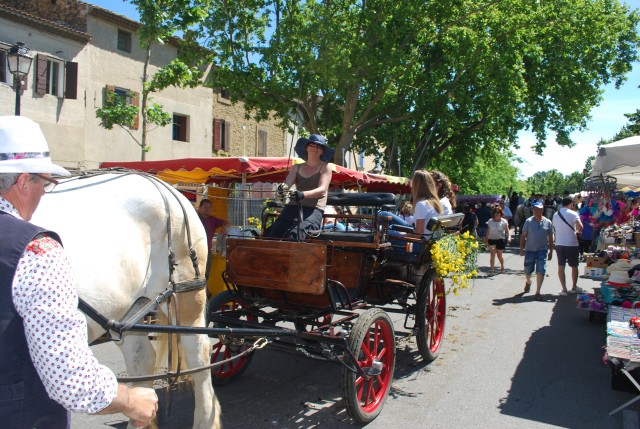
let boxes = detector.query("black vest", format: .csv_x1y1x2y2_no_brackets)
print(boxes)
0,211,69,428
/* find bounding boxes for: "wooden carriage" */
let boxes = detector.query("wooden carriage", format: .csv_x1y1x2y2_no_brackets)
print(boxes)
208,192,462,423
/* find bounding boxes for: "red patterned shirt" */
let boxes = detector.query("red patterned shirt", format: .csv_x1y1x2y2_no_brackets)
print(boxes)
1,197,117,414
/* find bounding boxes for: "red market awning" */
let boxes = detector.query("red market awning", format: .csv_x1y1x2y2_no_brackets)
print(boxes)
99,157,410,193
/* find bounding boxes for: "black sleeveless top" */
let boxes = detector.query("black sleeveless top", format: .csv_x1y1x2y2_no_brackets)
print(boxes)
0,211,69,429
288,163,328,210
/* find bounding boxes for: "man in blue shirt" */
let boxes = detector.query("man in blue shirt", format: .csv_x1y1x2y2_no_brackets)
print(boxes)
519,201,554,301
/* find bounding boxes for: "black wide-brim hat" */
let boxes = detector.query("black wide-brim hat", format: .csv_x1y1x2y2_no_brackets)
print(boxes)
294,134,335,162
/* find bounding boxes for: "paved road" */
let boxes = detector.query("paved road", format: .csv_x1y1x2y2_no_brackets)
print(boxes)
73,242,637,429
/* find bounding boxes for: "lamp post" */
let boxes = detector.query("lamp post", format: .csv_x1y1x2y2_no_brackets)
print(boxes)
7,42,34,116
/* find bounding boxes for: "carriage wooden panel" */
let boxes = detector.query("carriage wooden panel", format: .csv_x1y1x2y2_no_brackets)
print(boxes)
225,238,327,295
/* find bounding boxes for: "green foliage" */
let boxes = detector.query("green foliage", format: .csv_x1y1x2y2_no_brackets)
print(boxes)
96,90,138,130
199,0,640,169
146,102,172,127
524,170,585,195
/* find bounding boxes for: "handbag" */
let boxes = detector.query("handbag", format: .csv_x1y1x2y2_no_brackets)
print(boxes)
556,209,575,232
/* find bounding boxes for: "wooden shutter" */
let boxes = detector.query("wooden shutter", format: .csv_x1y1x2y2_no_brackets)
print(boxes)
36,54,47,96
131,91,140,130
213,118,221,151
64,61,78,99
223,120,231,151
258,129,268,156
104,84,115,105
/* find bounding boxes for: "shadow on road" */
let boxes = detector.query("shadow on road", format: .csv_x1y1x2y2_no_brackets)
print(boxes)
497,295,633,427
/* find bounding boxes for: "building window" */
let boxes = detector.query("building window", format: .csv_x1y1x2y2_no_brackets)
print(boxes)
46,59,64,97
36,55,64,97
213,118,231,151
0,49,9,84
113,87,133,105
173,114,188,142
117,29,132,53
257,129,268,156
102,85,140,130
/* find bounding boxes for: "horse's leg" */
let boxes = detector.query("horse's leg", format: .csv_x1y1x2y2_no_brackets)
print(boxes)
117,334,159,429
177,290,220,429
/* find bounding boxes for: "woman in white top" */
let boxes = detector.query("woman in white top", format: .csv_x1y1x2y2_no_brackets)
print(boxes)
412,170,443,237
484,206,510,275
377,170,442,257
431,170,456,215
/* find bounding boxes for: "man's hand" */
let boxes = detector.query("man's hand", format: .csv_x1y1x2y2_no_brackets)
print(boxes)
126,387,158,428
519,248,524,257
98,385,158,428
289,190,305,202
548,251,553,261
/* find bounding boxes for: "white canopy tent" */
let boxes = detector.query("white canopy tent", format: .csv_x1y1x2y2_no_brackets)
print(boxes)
591,136,640,192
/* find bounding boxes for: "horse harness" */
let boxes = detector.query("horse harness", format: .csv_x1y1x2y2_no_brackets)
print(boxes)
64,171,221,382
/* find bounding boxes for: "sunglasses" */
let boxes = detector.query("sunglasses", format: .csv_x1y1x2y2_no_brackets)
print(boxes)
307,142,324,150
32,173,59,192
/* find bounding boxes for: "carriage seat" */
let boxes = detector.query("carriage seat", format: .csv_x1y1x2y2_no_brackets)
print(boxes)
315,230,374,243
326,192,396,207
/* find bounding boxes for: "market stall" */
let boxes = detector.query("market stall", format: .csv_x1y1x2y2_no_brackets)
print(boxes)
591,135,640,192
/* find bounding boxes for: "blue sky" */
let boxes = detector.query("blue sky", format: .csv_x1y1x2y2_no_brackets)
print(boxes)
88,1,639,178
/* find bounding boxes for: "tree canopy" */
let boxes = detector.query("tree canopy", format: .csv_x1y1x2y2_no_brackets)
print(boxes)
199,0,639,175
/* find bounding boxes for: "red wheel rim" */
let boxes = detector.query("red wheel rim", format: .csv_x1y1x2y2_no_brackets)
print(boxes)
354,319,394,413
426,278,446,353
210,299,255,380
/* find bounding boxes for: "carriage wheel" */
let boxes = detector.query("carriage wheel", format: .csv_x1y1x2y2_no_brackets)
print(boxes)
207,291,255,386
416,273,446,362
341,308,395,423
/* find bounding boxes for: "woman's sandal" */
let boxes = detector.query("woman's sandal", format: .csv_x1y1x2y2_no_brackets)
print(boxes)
524,282,531,293
534,294,542,301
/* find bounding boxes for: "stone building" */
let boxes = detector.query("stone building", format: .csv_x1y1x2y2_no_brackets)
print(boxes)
0,0,290,170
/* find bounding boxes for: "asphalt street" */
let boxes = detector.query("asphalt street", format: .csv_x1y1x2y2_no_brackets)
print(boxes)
72,241,639,429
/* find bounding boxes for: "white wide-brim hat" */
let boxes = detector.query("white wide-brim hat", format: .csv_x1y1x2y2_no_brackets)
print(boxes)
607,259,632,274
0,116,70,176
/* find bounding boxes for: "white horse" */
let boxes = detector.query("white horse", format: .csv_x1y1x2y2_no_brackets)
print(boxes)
31,172,220,429
513,204,532,236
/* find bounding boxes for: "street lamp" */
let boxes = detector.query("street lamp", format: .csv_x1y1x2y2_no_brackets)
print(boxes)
7,42,34,116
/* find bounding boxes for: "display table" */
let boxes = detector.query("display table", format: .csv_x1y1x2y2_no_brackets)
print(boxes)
606,306,640,414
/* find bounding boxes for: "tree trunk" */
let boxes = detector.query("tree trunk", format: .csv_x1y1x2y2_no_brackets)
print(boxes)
140,44,151,161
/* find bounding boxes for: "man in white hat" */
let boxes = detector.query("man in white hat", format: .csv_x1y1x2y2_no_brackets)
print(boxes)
0,116,157,427
519,200,554,301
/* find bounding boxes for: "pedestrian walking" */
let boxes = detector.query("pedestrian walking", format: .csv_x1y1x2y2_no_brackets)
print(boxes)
484,206,510,275
519,201,554,301
552,197,583,295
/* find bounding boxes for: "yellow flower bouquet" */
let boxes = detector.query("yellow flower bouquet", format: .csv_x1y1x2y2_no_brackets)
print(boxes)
430,231,479,295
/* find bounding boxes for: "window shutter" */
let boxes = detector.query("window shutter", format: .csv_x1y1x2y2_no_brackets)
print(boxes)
223,120,231,151
64,61,78,99
258,129,268,156
131,91,140,130
36,54,47,96
213,119,221,151
104,84,115,105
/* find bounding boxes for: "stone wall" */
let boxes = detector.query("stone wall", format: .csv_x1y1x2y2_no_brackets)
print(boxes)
213,94,287,158
0,0,87,32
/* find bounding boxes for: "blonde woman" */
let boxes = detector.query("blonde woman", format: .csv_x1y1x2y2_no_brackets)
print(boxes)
377,170,443,256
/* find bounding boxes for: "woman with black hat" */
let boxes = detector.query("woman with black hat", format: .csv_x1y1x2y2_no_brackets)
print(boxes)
265,134,334,240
